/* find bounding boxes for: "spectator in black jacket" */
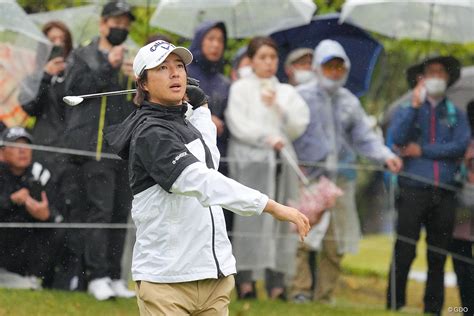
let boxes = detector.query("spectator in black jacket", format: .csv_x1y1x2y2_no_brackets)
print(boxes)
0,127,63,288
62,1,136,300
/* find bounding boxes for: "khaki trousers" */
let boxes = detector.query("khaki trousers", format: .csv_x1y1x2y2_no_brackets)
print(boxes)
314,217,343,302
135,275,235,316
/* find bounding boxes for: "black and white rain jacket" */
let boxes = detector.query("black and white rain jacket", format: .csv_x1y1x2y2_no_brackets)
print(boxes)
104,101,268,283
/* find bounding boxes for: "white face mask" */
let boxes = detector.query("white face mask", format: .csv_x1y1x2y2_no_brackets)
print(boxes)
319,75,347,94
293,70,315,85
237,66,253,79
424,77,447,97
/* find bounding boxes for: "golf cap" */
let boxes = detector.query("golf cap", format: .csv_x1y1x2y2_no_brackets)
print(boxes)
1,127,33,145
285,48,314,67
133,40,193,78
101,1,135,21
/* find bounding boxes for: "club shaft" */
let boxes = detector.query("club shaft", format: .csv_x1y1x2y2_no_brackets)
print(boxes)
79,89,137,99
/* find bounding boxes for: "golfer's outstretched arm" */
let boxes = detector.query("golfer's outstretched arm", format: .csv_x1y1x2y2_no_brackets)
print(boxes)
171,162,310,240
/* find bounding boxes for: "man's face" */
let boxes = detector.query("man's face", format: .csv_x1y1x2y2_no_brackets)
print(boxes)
144,53,187,106
423,62,449,82
286,54,313,83
321,58,347,81
201,27,225,62
100,15,131,38
2,138,32,170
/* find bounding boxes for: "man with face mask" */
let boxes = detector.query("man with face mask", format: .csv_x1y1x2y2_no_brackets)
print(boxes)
291,40,402,303
387,56,470,315
284,48,315,86
63,1,136,300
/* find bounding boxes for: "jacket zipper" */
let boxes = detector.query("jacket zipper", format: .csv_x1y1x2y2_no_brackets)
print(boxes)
209,206,224,278
430,106,439,186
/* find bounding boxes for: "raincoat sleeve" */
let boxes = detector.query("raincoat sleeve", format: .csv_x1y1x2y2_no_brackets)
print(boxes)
225,83,269,146
421,110,470,159
349,99,395,162
171,162,268,216
279,88,310,141
188,106,220,167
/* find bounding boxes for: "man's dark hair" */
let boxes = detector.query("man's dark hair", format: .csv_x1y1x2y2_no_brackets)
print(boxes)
134,70,149,106
247,36,278,59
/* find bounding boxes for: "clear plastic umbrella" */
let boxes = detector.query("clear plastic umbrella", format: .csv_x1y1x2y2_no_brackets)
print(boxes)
340,0,474,44
29,5,101,47
0,0,51,126
150,0,317,39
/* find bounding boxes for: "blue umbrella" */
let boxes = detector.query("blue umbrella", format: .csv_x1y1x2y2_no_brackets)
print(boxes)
271,13,383,97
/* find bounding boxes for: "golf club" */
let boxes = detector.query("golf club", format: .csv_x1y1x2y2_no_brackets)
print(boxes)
63,78,200,106
63,89,137,106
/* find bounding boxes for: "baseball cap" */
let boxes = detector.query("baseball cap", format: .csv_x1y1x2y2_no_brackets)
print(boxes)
101,1,135,21
1,127,33,145
284,48,314,67
133,40,193,78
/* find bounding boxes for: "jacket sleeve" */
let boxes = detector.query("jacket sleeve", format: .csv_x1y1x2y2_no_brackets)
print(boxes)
280,88,310,141
21,72,52,116
64,49,116,96
188,106,220,167
225,83,269,146
135,126,200,192
171,162,268,216
349,101,396,162
390,105,419,145
421,110,471,159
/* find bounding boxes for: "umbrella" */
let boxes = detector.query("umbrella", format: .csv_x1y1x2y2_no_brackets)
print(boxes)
149,0,317,39
271,13,383,97
0,0,51,127
340,0,474,44
383,66,474,125
29,5,100,47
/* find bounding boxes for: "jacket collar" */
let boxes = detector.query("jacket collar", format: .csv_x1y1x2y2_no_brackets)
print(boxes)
140,100,188,117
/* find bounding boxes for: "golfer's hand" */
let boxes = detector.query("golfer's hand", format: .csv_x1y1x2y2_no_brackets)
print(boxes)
44,57,65,76
264,199,310,241
108,45,125,68
186,77,208,109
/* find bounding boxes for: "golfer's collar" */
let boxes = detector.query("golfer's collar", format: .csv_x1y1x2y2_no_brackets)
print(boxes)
142,100,187,115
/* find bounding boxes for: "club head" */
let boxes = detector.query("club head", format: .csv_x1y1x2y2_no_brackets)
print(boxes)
63,96,84,106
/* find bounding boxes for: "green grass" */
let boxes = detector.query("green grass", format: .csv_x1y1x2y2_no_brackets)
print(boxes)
0,234,461,315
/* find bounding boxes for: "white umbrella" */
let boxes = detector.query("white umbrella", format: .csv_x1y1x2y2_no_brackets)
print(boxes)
150,0,317,39
29,5,101,47
0,0,51,126
340,0,474,43
383,66,474,125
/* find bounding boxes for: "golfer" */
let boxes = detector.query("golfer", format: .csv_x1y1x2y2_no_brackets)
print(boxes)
104,40,310,315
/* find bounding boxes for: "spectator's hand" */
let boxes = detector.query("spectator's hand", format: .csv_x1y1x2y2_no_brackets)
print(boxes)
411,79,426,109
261,89,276,107
399,142,422,158
264,199,310,242
10,188,30,206
185,77,208,109
385,156,403,173
25,191,50,221
44,57,65,76
108,45,125,68
211,115,225,136
121,58,134,77
266,136,285,151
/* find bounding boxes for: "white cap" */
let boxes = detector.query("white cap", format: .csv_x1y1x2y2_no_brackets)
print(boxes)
133,40,193,78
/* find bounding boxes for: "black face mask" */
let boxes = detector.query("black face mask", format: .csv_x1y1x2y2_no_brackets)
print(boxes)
106,27,128,46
